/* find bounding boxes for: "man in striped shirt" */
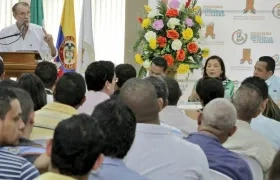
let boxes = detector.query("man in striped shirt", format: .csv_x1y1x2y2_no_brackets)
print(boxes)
0,88,39,180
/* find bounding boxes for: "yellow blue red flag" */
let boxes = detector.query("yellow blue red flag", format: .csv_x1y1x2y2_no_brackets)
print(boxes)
55,0,77,77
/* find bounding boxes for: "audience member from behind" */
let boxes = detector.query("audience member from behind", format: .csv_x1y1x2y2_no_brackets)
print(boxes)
18,73,47,111
0,59,4,80
90,98,147,180
254,56,280,104
31,72,86,140
35,61,58,103
263,95,280,121
148,57,168,76
223,84,277,172
36,114,104,180
160,76,197,136
2,88,45,164
0,88,39,179
185,77,224,120
145,76,183,136
79,61,115,115
186,98,253,180
112,63,136,97
268,151,280,180
120,78,209,180
0,79,19,88
242,76,280,149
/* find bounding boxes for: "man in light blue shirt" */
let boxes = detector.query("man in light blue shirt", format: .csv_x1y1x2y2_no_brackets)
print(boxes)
254,56,280,104
90,98,147,180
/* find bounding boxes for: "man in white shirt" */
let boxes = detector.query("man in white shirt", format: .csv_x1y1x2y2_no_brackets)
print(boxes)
160,76,198,136
121,78,209,180
223,83,277,172
254,56,280,104
0,2,57,61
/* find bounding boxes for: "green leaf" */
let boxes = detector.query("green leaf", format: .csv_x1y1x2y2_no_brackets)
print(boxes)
138,66,147,78
132,30,146,52
157,0,168,16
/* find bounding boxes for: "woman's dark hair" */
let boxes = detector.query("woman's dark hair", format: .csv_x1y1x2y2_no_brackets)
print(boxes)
263,96,280,122
17,73,47,111
268,151,280,180
196,77,224,106
203,55,227,81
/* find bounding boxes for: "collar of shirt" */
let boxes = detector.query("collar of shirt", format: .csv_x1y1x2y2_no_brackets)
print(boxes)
37,172,77,180
136,123,175,136
12,23,36,34
42,102,77,115
190,132,220,142
102,156,126,167
236,119,251,129
45,88,53,95
266,75,275,86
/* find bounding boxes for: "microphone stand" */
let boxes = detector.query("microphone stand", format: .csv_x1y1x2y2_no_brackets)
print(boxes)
0,23,25,40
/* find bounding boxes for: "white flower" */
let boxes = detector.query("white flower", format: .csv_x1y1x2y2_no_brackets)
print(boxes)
192,38,201,44
171,39,182,50
144,31,157,42
167,18,180,29
147,10,159,19
143,60,151,69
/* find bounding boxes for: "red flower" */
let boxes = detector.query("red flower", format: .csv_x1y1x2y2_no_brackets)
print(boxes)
176,49,186,61
166,30,179,39
137,17,143,24
187,42,199,53
185,0,191,8
157,36,167,48
163,54,175,66
166,9,179,17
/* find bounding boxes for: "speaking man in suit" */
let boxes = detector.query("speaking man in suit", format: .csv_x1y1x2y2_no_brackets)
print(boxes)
0,2,57,61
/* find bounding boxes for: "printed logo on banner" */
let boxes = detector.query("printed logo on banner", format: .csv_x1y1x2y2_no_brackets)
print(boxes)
273,54,280,64
272,4,280,19
203,5,225,16
243,0,256,14
251,32,274,43
201,23,224,45
240,49,253,64
205,23,215,39
233,0,265,20
232,29,248,45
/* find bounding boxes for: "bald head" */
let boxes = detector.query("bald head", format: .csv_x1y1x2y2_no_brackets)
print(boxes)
232,84,263,121
202,98,237,131
119,78,160,123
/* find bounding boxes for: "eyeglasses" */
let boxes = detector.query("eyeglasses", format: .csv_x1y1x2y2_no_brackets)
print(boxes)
17,12,31,17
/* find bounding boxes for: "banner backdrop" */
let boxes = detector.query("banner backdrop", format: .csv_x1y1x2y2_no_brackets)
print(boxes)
149,0,280,81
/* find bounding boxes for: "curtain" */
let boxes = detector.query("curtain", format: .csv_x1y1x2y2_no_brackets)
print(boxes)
0,0,125,65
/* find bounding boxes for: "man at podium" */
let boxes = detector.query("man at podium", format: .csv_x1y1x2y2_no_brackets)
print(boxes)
0,2,57,61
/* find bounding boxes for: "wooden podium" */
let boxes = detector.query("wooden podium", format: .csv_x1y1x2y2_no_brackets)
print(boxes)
0,51,41,79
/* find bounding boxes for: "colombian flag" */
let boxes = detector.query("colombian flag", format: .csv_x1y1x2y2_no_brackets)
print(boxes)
55,0,77,77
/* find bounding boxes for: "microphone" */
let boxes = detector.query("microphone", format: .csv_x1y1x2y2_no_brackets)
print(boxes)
0,22,26,40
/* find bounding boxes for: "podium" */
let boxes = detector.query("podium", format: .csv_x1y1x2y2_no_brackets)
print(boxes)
0,51,41,79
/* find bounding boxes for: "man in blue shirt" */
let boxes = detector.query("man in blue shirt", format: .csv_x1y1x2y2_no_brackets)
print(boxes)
90,98,147,180
0,88,39,180
186,98,253,180
254,56,280,104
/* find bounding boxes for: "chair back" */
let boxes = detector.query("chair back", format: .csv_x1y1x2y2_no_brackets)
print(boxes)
209,169,233,180
238,154,264,180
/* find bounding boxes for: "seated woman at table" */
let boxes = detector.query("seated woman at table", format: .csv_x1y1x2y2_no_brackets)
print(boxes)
185,77,225,120
188,55,235,102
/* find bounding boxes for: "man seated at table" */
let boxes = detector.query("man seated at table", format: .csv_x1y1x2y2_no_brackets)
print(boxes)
0,2,57,61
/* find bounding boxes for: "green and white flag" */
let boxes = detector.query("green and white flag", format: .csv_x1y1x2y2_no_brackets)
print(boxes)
30,0,44,27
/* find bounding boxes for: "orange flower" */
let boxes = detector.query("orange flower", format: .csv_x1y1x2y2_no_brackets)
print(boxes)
176,49,186,61
137,17,143,24
166,30,179,39
163,54,175,66
166,9,179,17
187,42,199,53
157,36,167,48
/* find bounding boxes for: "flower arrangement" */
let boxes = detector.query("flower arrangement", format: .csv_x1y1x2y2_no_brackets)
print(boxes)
133,0,210,78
